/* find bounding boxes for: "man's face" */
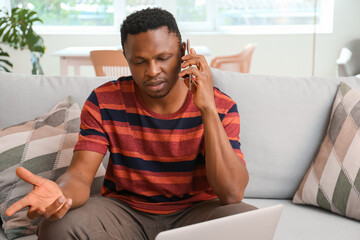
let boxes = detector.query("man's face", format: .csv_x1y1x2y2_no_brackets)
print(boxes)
123,27,185,99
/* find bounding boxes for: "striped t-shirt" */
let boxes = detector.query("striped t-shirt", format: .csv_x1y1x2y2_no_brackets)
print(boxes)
74,76,245,214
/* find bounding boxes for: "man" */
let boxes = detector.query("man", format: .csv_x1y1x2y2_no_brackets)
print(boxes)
5,8,256,239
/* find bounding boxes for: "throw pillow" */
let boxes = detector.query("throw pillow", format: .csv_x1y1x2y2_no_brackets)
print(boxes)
293,82,360,221
0,96,106,240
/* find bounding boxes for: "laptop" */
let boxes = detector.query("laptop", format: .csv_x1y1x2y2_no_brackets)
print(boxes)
155,204,283,240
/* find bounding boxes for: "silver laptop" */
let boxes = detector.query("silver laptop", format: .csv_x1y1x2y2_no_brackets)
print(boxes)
155,204,283,240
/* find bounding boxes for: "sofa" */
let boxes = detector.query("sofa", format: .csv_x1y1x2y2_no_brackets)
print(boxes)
0,69,360,240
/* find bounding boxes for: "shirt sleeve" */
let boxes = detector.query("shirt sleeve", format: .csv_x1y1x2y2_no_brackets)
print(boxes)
222,102,246,165
74,91,109,155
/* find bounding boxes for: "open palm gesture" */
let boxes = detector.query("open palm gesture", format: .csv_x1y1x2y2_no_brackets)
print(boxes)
5,167,72,220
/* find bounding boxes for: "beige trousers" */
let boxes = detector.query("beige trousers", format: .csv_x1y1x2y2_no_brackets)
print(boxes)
37,196,257,240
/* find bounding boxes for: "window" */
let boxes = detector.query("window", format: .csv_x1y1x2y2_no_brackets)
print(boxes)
9,0,118,34
7,0,334,34
215,0,334,34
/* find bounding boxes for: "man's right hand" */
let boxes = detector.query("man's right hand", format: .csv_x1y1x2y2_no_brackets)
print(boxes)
5,167,72,221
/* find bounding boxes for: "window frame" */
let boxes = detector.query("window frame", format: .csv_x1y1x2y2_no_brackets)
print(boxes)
6,0,334,35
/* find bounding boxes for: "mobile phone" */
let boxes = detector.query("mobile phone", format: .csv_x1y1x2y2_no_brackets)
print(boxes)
186,38,193,91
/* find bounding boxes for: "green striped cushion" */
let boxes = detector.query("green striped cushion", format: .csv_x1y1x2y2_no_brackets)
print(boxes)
293,82,360,221
0,97,105,239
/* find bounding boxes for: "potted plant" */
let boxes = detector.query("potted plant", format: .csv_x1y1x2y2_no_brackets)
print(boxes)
0,7,45,74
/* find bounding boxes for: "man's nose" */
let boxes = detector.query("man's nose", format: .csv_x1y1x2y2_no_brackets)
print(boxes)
146,61,161,77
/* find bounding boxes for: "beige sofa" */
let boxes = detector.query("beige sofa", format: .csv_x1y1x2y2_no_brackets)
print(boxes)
1,69,359,239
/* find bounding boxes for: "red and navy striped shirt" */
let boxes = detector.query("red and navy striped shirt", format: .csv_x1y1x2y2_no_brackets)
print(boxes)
74,76,244,214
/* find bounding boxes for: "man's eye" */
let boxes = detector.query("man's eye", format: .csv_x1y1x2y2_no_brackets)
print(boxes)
159,56,171,61
133,60,144,65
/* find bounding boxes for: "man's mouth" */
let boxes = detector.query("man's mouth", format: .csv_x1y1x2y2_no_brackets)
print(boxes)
145,80,166,91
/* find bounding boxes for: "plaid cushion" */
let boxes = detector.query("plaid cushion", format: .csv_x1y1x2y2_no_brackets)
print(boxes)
293,82,360,221
0,97,106,239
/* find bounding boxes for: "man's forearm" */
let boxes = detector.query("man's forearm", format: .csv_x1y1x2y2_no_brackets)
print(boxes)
56,150,104,209
201,108,249,204
56,171,91,209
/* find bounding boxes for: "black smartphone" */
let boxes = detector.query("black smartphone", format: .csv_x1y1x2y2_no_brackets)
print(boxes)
186,38,193,91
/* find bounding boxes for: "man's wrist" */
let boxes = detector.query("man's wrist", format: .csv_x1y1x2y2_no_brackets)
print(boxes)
200,106,219,123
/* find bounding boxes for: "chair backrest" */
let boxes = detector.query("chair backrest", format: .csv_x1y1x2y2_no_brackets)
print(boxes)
210,43,257,73
336,39,360,77
90,50,131,77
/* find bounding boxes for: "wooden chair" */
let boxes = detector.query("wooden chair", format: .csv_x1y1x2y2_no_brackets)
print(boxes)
210,43,257,73
90,50,130,77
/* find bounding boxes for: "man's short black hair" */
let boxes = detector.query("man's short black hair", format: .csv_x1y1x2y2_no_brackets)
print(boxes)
120,8,182,51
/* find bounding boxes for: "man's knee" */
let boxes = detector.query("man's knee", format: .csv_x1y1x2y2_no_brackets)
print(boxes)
37,216,75,240
37,203,92,240
208,201,258,220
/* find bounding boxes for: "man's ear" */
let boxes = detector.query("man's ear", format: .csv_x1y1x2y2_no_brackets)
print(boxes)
181,42,186,57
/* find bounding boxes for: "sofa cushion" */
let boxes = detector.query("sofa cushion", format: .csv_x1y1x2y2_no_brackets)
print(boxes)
0,72,112,130
211,68,360,198
0,97,105,240
293,82,360,221
244,198,360,240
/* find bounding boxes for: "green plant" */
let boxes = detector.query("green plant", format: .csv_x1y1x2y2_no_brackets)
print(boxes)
0,47,12,72
0,7,45,74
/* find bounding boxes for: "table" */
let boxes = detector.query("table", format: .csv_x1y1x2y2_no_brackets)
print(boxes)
52,46,121,75
52,46,212,76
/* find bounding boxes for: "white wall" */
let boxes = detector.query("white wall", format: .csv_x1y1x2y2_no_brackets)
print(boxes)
5,0,360,78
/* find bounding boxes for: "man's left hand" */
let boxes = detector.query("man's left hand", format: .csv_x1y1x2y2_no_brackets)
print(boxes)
179,48,216,113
